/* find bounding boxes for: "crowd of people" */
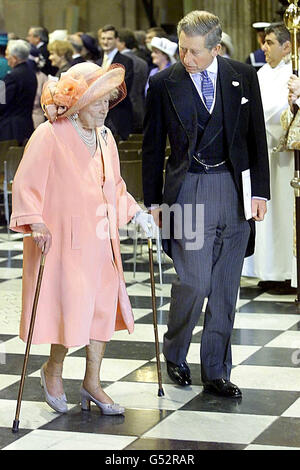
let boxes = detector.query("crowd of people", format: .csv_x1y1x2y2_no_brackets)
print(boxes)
2,10,300,412
0,25,178,142
0,23,242,144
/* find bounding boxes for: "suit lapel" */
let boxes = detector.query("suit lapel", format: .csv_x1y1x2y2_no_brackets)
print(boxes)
217,56,243,150
164,62,198,151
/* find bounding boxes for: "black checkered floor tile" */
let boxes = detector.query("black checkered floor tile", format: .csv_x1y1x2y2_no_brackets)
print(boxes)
0,227,300,450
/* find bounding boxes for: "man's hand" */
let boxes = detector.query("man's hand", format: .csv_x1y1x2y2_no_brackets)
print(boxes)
251,199,267,221
30,223,52,255
288,74,300,97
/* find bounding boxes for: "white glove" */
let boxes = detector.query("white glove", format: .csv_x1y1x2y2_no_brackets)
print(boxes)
133,211,157,238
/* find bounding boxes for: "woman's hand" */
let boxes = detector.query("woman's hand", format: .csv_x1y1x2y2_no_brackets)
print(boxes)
30,223,52,255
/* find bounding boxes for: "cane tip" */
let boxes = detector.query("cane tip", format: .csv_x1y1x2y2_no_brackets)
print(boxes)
158,388,165,397
12,419,20,433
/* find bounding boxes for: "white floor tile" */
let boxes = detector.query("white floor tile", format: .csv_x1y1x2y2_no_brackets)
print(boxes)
104,381,202,410
124,271,151,283
1,337,51,356
0,278,22,292
245,444,300,450
0,267,22,279
126,282,172,298
0,241,23,251
240,277,260,287
113,323,201,343
236,299,252,309
143,410,276,444
282,398,300,418
231,365,300,391
234,313,300,331
132,308,153,321
30,356,147,383
152,344,260,367
264,331,300,349
0,290,21,334
254,293,297,303
3,429,136,450
0,399,75,429
231,345,261,365
0,375,20,391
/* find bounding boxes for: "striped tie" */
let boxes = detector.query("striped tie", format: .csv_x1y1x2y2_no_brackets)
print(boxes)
200,70,214,111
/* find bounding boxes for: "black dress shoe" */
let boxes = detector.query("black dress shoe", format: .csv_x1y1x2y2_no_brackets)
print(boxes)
257,280,284,289
203,379,242,398
166,360,192,386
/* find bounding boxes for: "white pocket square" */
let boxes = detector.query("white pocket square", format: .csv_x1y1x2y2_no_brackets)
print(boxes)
241,97,249,104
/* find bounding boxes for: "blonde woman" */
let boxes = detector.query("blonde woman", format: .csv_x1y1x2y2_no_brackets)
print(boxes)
48,39,73,77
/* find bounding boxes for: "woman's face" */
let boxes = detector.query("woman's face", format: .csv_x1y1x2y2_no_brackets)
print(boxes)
49,51,64,68
151,47,169,67
78,95,110,129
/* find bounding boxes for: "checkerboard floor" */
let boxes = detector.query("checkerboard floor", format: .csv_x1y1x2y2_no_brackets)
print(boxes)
0,227,300,450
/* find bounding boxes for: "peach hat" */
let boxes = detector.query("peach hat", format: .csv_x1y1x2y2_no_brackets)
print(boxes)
41,62,126,123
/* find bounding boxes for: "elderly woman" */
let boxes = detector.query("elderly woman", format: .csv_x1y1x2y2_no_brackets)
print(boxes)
48,39,73,77
10,62,153,415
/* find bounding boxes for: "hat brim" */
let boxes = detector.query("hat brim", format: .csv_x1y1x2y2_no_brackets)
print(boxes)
64,65,126,116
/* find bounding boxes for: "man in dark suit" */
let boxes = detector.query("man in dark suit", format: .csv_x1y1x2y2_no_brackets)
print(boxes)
0,39,37,144
142,11,270,398
96,25,134,140
117,28,148,133
27,26,57,76
68,34,86,66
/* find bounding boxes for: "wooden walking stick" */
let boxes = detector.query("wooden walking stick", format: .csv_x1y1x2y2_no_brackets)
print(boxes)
284,0,300,305
148,237,164,397
12,252,46,433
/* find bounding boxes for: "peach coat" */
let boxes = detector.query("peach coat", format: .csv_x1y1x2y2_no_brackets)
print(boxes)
10,119,141,347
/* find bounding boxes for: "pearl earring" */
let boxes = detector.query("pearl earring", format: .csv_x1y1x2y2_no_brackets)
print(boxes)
72,112,79,120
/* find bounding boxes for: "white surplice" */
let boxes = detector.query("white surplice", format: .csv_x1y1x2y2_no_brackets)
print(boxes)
242,60,295,281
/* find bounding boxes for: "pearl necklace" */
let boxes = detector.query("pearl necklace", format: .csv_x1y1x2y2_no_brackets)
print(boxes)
68,114,97,148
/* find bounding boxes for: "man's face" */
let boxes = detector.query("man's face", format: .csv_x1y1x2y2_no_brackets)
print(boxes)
27,28,40,46
145,31,156,46
178,31,220,74
5,49,17,68
100,30,117,53
262,32,291,68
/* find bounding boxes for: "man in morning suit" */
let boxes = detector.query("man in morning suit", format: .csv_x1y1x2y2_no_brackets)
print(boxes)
0,39,37,144
142,10,270,398
96,24,134,140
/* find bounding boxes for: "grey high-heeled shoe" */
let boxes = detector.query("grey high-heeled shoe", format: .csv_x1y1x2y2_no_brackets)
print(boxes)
80,387,125,415
40,364,68,413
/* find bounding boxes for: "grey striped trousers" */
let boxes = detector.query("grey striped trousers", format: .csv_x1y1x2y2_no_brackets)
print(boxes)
163,171,250,382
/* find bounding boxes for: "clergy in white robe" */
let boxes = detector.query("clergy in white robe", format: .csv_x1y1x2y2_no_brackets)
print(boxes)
243,25,294,282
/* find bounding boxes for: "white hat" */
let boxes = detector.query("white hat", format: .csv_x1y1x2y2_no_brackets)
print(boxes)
150,37,178,64
49,29,68,44
221,32,234,57
252,22,271,30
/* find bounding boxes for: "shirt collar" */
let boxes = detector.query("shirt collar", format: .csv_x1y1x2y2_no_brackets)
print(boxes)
106,48,118,60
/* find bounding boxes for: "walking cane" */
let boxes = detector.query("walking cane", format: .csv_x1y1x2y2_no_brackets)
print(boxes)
148,237,164,397
12,252,46,433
